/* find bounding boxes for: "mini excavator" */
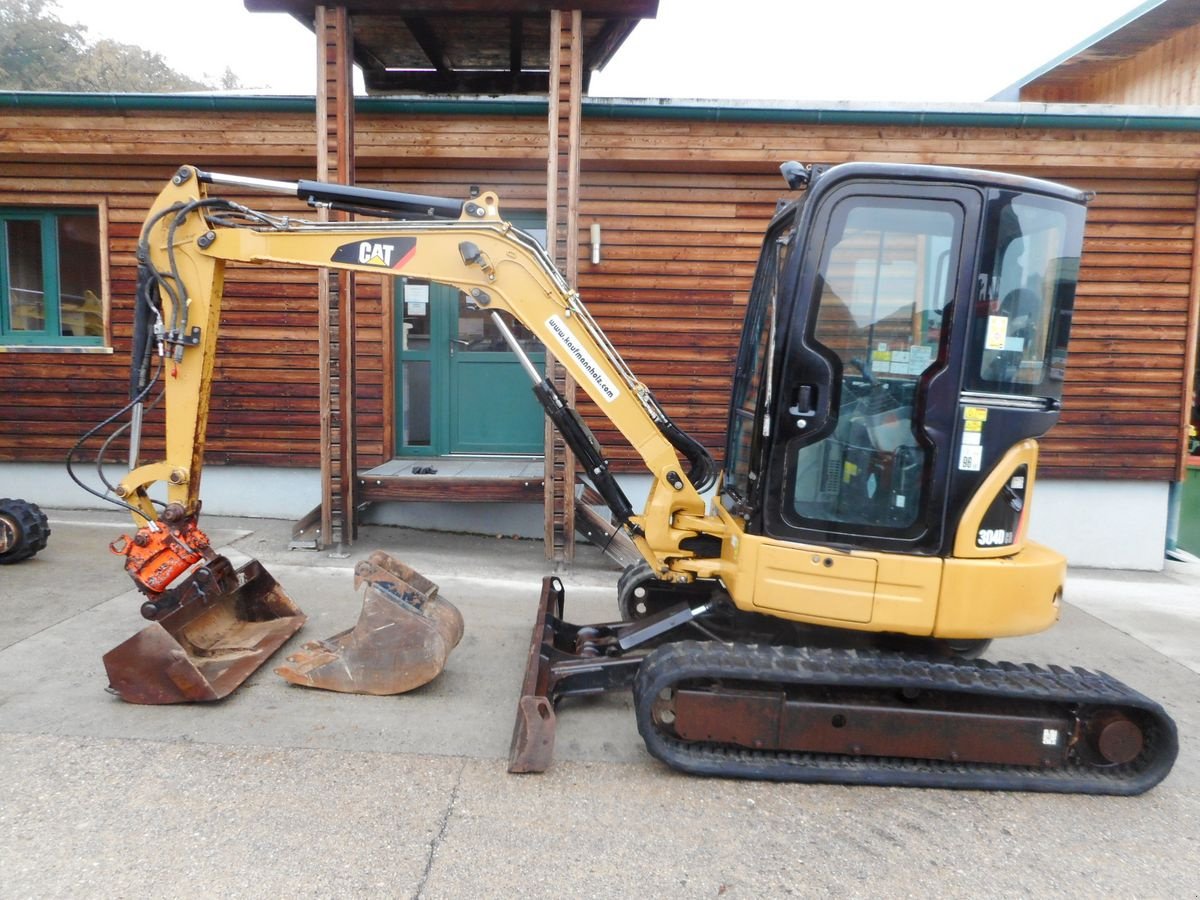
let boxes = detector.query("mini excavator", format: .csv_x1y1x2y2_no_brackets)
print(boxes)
82,162,1177,793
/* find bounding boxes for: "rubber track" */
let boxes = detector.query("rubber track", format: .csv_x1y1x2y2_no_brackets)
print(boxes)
633,641,1178,795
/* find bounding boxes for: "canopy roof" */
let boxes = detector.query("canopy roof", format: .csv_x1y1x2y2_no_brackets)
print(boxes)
245,1,658,94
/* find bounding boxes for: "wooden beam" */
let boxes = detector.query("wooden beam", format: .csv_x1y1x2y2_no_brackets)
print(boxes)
510,14,523,77
362,69,549,94
586,16,638,70
543,8,583,564
314,4,359,549
247,1,659,18
359,475,545,503
315,4,333,548
402,15,452,78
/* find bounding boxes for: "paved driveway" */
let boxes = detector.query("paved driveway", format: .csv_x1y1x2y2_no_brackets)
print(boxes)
1,510,1196,897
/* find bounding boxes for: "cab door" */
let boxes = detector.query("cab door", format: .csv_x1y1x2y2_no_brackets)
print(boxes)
763,180,983,554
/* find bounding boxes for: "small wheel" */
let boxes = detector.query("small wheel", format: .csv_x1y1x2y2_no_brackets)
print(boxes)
0,499,50,564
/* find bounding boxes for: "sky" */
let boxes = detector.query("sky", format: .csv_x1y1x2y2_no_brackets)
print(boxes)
47,0,1148,103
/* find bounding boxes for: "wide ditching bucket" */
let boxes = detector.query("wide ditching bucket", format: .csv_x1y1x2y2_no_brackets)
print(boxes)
274,551,463,695
102,555,306,704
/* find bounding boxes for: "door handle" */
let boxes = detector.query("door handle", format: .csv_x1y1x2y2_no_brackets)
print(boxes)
788,383,818,417
450,338,469,355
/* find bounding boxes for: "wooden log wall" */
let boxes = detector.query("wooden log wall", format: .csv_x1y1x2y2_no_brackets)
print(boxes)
571,117,1200,482
0,106,546,484
1,100,1197,488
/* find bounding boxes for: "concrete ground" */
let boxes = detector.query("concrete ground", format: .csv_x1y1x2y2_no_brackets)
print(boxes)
1,508,1198,898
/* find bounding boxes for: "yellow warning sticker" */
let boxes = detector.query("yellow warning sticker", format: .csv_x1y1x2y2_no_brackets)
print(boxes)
964,419,983,432
963,407,989,422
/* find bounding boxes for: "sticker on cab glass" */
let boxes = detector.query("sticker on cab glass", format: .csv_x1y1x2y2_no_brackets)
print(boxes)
963,407,988,422
985,315,1009,350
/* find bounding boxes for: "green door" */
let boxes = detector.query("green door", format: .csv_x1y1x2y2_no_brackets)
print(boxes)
395,280,545,456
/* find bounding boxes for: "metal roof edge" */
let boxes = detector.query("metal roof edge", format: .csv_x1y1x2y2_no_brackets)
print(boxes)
0,91,551,116
581,97,1200,131
0,91,318,112
5,91,1200,132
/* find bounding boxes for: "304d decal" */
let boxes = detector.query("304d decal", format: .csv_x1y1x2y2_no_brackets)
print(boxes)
331,237,417,269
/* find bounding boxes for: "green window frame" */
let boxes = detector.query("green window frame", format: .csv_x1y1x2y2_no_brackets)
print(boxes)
1,207,105,346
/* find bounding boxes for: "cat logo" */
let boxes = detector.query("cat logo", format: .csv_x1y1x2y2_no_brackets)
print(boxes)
360,243,393,266
331,237,417,270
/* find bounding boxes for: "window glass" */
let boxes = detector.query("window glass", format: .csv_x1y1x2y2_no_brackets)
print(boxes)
972,196,1077,393
1,209,103,345
402,360,431,446
457,294,541,353
401,281,432,351
790,197,960,532
56,214,103,338
4,220,44,332
725,217,793,505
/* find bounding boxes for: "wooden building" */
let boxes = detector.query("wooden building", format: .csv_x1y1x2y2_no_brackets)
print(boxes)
3,91,1200,568
3,2,1200,569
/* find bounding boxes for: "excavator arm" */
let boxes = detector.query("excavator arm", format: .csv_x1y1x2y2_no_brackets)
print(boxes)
119,165,722,580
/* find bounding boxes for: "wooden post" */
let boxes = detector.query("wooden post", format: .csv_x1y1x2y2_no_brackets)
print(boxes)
316,4,358,550
544,8,583,565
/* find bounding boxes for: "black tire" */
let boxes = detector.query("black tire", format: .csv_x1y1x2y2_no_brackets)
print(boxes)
617,561,667,620
0,499,50,564
616,561,721,622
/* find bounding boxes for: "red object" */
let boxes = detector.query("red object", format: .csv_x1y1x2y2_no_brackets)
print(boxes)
111,518,212,594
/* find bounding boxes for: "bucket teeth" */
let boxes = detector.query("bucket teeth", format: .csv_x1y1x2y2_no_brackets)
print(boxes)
275,552,463,695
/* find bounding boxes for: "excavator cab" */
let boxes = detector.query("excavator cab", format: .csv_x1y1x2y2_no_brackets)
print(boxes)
727,163,1084,558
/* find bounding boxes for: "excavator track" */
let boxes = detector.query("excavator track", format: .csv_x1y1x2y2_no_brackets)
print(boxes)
634,641,1177,795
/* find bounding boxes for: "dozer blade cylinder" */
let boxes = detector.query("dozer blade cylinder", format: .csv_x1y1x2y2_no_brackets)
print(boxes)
274,552,463,695
102,556,305,704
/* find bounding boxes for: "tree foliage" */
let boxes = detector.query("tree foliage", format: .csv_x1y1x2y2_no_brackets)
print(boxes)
0,0,225,92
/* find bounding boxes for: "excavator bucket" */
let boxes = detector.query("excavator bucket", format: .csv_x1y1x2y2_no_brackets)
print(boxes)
274,551,463,695
102,555,306,704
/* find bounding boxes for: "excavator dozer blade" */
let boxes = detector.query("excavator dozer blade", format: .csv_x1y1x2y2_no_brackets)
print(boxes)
274,551,463,695
102,556,306,704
